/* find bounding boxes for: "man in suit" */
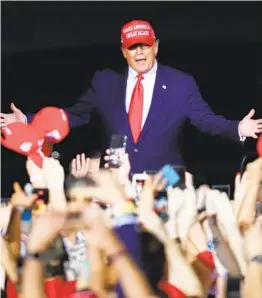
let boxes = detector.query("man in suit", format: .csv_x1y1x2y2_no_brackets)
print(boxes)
1,20,262,174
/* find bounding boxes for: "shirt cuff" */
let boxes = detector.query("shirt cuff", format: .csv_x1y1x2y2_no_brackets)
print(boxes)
238,124,246,142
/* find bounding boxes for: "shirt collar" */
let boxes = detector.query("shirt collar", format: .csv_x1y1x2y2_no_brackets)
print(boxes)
128,60,158,80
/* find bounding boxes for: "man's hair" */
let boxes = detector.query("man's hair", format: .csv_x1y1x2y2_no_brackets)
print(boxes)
64,174,96,201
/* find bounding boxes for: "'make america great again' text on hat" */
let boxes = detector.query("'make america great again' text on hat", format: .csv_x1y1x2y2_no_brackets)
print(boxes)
121,20,156,49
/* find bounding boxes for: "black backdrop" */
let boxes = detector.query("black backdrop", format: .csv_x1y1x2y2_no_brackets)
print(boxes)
1,1,262,197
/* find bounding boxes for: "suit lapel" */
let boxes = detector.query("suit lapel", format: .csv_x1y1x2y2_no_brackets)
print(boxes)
110,68,133,140
138,64,166,142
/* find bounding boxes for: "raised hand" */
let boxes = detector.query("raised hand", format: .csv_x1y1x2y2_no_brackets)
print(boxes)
10,182,37,209
0,102,26,128
83,203,113,249
70,153,90,178
205,189,247,276
26,157,46,188
90,169,127,206
26,209,66,254
233,172,248,216
239,109,262,139
42,157,65,189
137,173,169,243
139,172,166,212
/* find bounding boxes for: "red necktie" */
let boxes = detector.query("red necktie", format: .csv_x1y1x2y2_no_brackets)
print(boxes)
128,74,144,143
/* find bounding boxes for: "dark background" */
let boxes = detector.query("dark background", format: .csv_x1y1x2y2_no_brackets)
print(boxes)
1,1,262,197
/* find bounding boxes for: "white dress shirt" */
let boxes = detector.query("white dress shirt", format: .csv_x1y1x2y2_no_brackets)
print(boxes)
125,61,158,128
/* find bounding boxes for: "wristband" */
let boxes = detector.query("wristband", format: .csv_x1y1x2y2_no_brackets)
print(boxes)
15,206,25,212
113,213,137,228
25,252,44,262
158,281,187,298
250,255,262,264
46,184,64,190
112,200,136,217
25,249,63,264
196,251,216,272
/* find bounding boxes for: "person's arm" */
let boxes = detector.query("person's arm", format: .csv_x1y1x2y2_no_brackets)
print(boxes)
104,230,155,298
164,238,204,298
237,158,262,232
4,208,21,259
113,213,143,269
186,223,213,296
27,71,99,127
244,260,262,298
83,203,156,298
185,76,240,141
113,205,143,298
1,237,19,285
243,216,262,298
84,245,108,298
21,258,46,298
205,216,242,277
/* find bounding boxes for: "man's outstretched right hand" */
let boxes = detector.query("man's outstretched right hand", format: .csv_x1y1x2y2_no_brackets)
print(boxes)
0,102,26,127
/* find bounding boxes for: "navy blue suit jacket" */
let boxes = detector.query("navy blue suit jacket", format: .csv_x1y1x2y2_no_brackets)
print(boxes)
27,64,239,173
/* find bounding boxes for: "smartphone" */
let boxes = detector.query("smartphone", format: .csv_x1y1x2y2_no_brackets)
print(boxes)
132,173,148,199
108,134,127,168
154,191,169,222
132,172,169,221
160,164,180,189
153,164,184,221
146,166,186,189
172,166,186,189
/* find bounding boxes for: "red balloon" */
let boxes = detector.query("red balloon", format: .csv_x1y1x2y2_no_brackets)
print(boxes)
1,123,44,156
257,134,262,157
30,106,70,144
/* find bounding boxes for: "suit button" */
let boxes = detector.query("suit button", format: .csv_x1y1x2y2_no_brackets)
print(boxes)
134,148,138,152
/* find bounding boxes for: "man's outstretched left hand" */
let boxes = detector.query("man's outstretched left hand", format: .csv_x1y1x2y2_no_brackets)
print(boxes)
239,109,262,139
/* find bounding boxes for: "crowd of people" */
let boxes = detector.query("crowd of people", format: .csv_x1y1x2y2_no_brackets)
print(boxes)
1,151,262,298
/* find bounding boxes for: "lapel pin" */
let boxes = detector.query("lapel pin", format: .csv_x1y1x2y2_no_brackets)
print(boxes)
162,84,167,89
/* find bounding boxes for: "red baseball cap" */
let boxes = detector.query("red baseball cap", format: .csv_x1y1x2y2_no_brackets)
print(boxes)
121,20,156,49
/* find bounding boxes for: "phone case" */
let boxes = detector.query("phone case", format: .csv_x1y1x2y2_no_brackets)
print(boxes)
160,164,180,188
109,134,127,168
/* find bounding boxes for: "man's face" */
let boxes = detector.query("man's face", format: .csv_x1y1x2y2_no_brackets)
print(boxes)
121,41,159,74
67,186,93,204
